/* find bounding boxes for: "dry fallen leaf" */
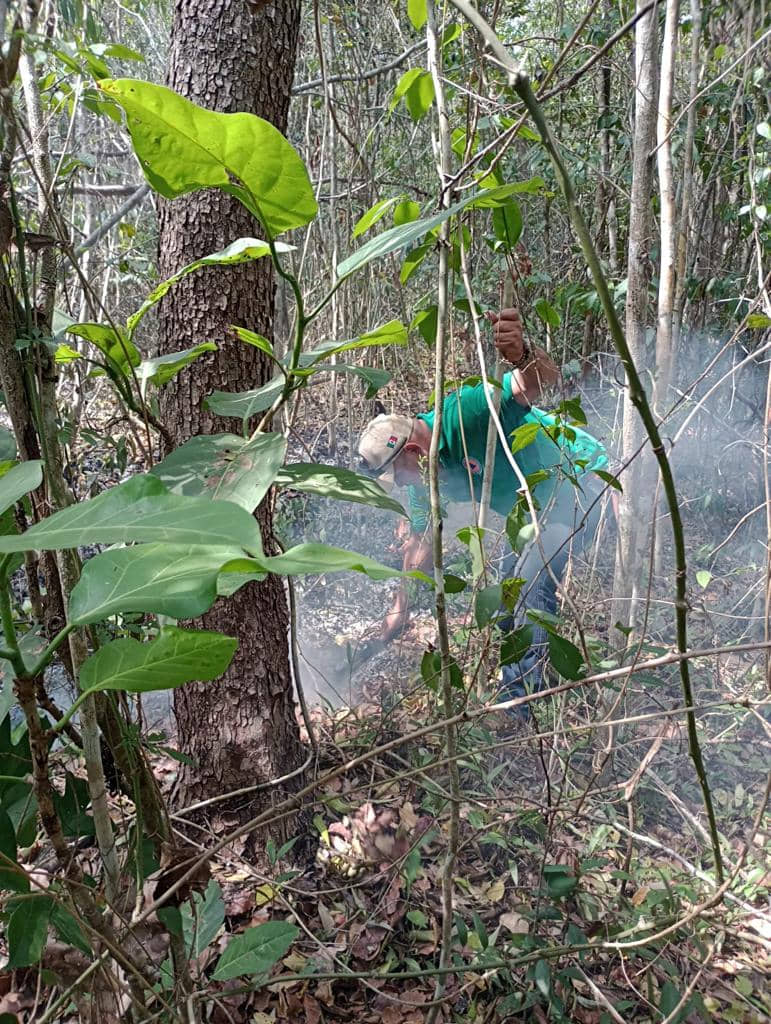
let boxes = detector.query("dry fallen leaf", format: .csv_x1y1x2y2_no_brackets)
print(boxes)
483,877,506,903
500,911,529,935
631,886,650,906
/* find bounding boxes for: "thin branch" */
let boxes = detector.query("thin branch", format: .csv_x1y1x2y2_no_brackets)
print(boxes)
292,40,425,94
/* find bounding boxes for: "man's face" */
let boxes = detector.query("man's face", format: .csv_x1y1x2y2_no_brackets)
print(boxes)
391,444,427,487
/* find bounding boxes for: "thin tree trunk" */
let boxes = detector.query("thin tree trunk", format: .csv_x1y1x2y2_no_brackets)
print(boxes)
672,0,702,348
157,0,306,851
653,0,679,416
611,0,658,637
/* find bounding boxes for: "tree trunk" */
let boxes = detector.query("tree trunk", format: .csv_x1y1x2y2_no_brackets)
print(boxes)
611,0,658,638
157,0,306,850
653,0,679,416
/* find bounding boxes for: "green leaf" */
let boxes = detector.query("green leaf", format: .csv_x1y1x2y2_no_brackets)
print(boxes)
212,920,299,981
400,240,433,284
659,981,685,1021
443,573,467,594
150,432,286,512
206,378,284,420
275,463,406,517
127,238,293,336
0,476,264,556
407,0,427,30
545,868,578,898
182,879,225,958
534,298,561,328
696,569,711,589
79,626,237,696
0,461,42,517
0,807,28,892
50,903,92,956
7,895,52,967
70,544,246,624
510,422,541,453
54,343,83,364
352,197,401,239
67,322,140,376
232,326,275,359
404,71,434,121
501,625,533,666
411,305,437,345
100,79,317,236
393,200,420,226
757,121,771,140
548,634,583,680
491,201,523,248
533,958,550,998
338,184,527,279
0,429,15,463
138,342,217,392
746,313,771,328
592,469,622,491
53,772,94,837
261,543,431,583
475,583,502,628
307,319,408,363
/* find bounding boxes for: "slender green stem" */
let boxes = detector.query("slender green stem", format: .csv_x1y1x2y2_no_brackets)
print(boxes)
0,557,25,677
48,686,95,735
305,275,347,324
27,623,75,679
515,78,724,883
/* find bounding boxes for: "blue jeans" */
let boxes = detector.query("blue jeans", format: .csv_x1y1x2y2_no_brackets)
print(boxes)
499,493,601,718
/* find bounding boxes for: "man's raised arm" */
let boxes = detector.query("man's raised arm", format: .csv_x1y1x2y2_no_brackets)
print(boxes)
488,307,560,405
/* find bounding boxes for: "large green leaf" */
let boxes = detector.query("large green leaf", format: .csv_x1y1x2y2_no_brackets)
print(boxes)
352,196,401,239
306,319,408,364
548,634,583,680
150,432,286,511
78,627,237,696
276,464,406,517
337,183,531,278
69,545,247,625
213,920,299,981
492,200,523,248
127,238,294,336
0,476,263,555
0,461,42,518
138,343,217,393
206,363,391,419
182,879,225,959
6,895,52,967
67,322,140,376
206,378,283,421
261,543,430,583
100,79,317,236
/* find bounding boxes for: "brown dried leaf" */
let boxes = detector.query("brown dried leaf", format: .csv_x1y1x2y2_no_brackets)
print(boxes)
304,994,322,1024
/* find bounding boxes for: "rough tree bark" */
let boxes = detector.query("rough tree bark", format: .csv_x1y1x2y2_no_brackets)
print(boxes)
157,0,306,847
611,0,658,637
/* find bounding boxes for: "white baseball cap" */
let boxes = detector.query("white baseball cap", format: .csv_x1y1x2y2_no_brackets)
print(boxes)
358,413,414,487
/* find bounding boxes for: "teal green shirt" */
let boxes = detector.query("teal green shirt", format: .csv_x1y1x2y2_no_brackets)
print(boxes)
407,372,607,530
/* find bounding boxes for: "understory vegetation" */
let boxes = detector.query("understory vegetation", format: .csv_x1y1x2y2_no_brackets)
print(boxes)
0,1,768,1022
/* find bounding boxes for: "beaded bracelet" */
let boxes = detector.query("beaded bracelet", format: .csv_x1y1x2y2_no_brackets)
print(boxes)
512,344,532,371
